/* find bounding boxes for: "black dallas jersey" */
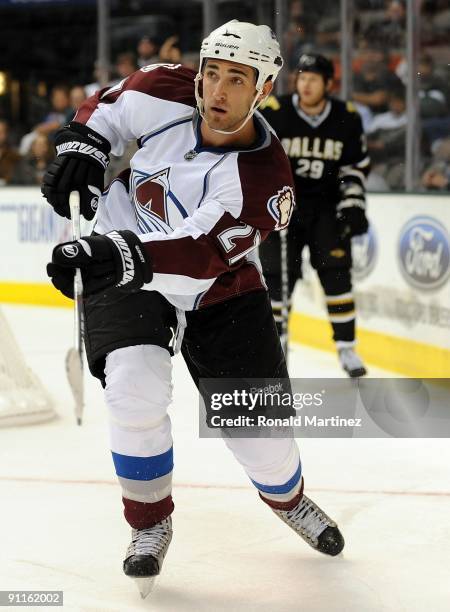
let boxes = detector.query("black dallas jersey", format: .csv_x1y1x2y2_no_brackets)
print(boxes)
260,95,368,211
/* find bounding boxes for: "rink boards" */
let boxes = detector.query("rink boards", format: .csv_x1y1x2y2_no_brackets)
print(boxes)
0,188,449,377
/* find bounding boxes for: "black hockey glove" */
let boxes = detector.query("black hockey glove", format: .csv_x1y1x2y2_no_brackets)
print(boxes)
336,205,369,240
41,122,111,221
47,230,152,299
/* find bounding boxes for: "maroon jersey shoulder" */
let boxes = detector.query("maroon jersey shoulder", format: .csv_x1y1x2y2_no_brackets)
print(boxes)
75,65,196,123
237,134,295,231
116,64,197,107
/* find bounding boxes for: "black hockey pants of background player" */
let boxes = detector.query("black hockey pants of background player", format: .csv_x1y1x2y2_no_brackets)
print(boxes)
259,205,365,375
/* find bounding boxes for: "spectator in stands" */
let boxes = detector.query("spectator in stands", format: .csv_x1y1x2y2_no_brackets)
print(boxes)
363,0,406,49
158,35,182,64
33,85,70,137
12,133,54,186
0,119,21,185
314,17,341,54
367,84,407,133
19,84,70,155
352,45,403,115
421,164,450,191
418,55,449,119
421,136,450,191
181,52,198,71
114,52,138,80
70,85,88,111
65,85,87,123
137,34,181,68
366,84,407,189
137,35,160,68
85,61,108,98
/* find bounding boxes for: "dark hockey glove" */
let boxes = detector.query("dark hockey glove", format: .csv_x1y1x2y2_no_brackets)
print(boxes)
41,122,111,220
336,205,369,240
47,230,152,299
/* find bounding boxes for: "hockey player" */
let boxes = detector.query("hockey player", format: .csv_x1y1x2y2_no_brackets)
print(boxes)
260,53,370,377
42,22,344,598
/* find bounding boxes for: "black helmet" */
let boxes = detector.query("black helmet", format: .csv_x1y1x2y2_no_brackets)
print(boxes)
297,53,334,81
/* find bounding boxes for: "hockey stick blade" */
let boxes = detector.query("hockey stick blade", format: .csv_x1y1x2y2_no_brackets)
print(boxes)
65,347,84,425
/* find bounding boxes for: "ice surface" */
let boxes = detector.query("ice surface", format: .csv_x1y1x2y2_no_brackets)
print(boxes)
1,305,449,612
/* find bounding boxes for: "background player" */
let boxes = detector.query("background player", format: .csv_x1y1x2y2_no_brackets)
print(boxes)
260,53,370,377
41,23,344,598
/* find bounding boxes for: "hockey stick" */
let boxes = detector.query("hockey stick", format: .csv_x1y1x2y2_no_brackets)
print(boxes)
279,228,289,364
65,192,85,425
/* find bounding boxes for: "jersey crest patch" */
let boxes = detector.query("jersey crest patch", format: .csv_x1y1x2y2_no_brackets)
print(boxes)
132,167,188,234
267,186,295,230
136,168,168,221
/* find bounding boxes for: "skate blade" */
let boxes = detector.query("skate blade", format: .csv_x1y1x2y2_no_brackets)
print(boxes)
133,576,156,599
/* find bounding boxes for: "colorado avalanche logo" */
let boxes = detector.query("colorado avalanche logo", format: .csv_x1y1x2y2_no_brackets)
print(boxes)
131,168,186,234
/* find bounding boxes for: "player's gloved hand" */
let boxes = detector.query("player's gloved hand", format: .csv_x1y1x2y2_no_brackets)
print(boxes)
336,205,369,240
41,122,111,221
47,230,152,299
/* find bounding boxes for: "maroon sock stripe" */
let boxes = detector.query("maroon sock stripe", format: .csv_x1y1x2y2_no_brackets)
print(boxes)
123,494,174,529
259,477,304,511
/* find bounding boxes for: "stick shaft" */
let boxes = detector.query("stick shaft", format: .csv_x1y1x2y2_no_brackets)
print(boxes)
68,192,84,425
279,228,289,362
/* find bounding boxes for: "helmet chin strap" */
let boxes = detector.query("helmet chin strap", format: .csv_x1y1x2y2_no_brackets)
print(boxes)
194,73,266,136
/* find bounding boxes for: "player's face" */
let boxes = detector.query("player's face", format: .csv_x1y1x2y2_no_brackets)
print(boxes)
297,72,327,107
202,59,260,131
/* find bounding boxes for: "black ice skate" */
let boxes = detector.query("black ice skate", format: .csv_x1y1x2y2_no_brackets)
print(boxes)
338,347,367,378
273,494,344,556
123,516,173,599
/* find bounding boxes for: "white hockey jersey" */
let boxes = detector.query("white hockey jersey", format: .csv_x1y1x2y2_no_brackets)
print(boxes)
74,64,295,310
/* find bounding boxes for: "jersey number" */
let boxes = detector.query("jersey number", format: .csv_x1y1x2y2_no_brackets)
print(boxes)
296,159,324,179
217,223,261,265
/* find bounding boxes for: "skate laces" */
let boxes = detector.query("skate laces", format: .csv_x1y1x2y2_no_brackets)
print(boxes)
281,495,334,544
128,517,172,558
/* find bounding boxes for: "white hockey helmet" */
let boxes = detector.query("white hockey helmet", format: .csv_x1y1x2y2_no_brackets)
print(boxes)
195,20,283,134
198,20,283,90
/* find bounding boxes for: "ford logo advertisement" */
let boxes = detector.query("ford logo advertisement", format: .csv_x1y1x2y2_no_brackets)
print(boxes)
398,216,450,291
352,226,377,281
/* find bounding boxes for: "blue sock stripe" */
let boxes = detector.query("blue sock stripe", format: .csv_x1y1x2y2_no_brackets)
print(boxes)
251,462,302,495
111,448,173,481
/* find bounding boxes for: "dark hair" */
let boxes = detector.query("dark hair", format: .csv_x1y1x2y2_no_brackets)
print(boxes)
116,52,137,65
389,84,406,101
51,84,70,95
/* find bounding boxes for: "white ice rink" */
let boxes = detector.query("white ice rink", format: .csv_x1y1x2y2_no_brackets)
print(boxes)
1,304,449,612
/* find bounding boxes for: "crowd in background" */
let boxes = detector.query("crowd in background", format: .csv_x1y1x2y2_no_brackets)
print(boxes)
0,0,449,192
282,0,450,192
0,32,197,187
